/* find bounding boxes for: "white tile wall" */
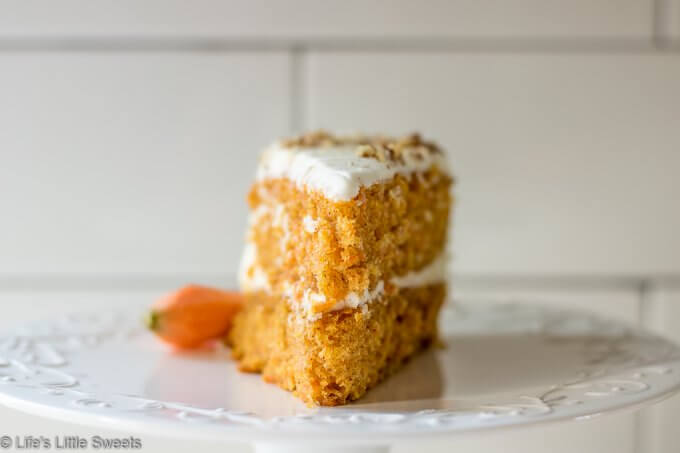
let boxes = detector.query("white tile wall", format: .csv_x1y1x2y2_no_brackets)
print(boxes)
0,291,158,324
0,0,652,40
638,288,680,453
0,53,290,275
306,52,680,275
5,52,680,277
669,0,680,41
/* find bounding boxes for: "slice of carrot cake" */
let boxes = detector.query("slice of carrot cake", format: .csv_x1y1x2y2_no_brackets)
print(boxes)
228,130,453,406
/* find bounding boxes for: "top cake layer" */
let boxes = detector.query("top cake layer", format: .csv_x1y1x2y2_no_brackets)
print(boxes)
256,131,449,201
241,130,453,317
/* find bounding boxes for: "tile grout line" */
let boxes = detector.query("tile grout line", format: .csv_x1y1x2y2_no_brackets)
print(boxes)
288,45,306,133
0,36,672,54
652,0,674,50
637,279,653,327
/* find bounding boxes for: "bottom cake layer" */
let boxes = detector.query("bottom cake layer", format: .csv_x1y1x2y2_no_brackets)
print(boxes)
227,284,445,406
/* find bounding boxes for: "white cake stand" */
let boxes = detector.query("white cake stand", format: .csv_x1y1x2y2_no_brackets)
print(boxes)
0,301,679,453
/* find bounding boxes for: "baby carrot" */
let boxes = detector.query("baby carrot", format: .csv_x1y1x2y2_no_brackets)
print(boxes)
146,285,243,349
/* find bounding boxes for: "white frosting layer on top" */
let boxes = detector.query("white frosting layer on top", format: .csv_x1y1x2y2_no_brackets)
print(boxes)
256,143,448,201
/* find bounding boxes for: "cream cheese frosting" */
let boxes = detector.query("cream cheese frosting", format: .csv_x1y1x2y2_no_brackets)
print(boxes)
238,242,269,293
256,142,449,201
321,254,447,313
240,242,447,317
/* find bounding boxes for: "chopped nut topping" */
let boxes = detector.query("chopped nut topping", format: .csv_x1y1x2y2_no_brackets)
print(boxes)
355,144,377,159
279,130,442,164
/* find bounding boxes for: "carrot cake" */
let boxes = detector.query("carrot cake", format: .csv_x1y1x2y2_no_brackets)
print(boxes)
228,131,453,406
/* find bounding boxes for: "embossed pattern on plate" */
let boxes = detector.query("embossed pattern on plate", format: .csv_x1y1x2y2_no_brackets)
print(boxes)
0,302,678,442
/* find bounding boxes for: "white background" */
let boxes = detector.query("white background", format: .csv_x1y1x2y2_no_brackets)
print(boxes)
1,1,679,452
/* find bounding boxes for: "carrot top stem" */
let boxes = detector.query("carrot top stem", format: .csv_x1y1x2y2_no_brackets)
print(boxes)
145,310,160,331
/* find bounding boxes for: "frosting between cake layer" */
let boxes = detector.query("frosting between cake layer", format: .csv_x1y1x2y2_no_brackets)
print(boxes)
256,143,448,201
239,242,447,317
238,242,269,293
320,253,447,313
